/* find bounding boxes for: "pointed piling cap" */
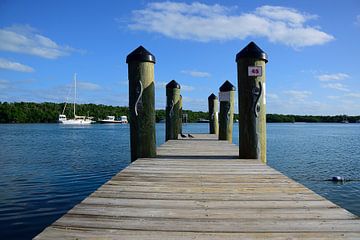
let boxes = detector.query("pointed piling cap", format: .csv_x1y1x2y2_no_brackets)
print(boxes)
236,41,268,63
219,80,236,92
208,93,218,100
126,45,156,63
166,80,180,89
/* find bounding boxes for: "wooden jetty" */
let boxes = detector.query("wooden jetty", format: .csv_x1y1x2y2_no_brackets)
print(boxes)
35,134,360,239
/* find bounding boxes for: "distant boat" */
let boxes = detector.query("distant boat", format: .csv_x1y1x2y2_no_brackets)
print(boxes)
99,116,128,124
341,115,349,124
197,118,209,123
58,73,94,125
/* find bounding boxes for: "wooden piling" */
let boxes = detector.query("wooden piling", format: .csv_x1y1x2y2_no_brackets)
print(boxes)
179,95,183,135
218,81,235,143
236,42,268,163
127,46,156,162
166,80,181,141
208,93,219,135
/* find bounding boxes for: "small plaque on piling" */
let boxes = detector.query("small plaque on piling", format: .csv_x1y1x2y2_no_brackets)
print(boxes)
219,91,230,102
248,66,262,76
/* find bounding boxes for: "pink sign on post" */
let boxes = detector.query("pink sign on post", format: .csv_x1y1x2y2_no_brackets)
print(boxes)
248,66,262,76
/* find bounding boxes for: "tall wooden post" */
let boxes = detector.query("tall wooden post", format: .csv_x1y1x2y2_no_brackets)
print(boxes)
218,81,235,143
179,95,183,134
236,41,268,163
208,93,219,135
126,46,156,162
166,80,181,141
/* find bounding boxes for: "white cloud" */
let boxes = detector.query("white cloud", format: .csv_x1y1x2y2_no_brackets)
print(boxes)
119,80,129,86
317,73,350,81
128,2,334,48
0,58,34,72
327,95,340,100
345,92,360,98
77,81,101,91
355,14,360,26
155,81,194,91
181,70,211,78
322,83,349,92
0,79,10,90
267,93,279,100
156,81,167,88
284,90,312,101
181,84,195,91
0,25,75,59
268,99,344,115
255,5,317,27
181,96,207,111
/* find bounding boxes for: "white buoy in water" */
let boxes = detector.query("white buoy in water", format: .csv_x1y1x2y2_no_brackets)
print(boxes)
332,176,345,182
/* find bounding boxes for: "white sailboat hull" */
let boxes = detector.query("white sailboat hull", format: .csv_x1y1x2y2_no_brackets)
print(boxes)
59,119,92,125
98,120,127,124
59,73,94,125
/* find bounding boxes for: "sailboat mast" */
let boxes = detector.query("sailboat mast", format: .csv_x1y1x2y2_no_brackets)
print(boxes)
74,73,77,118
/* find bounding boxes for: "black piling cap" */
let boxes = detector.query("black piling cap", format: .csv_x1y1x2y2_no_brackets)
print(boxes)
208,93,218,100
166,80,180,89
126,46,156,63
236,41,268,63
219,80,236,92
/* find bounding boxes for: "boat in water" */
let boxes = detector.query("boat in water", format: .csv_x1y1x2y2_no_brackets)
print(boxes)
99,116,128,124
197,118,209,123
58,114,94,124
58,74,94,125
341,115,349,124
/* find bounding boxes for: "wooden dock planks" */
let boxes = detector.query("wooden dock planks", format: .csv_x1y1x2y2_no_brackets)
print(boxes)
35,134,360,239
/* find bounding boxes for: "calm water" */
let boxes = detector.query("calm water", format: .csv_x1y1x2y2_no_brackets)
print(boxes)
0,123,359,239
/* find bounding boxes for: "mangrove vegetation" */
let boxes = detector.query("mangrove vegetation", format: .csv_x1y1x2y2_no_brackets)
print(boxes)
0,102,359,124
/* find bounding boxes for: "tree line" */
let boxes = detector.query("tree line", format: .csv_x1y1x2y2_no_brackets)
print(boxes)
266,114,360,123
0,102,128,123
0,102,359,123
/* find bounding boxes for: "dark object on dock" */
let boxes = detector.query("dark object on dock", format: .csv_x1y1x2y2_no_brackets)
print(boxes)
332,176,346,182
127,46,156,162
218,80,235,143
180,133,187,138
237,41,268,163
166,80,181,141
188,134,194,138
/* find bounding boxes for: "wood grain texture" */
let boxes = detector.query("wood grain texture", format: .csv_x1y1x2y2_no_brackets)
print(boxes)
237,59,267,163
128,61,156,161
34,134,360,239
166,85,180,141
219,92,235,143
208,95,219,135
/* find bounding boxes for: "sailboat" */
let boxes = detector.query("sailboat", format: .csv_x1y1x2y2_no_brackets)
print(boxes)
58,73,93,125
341,115,349,124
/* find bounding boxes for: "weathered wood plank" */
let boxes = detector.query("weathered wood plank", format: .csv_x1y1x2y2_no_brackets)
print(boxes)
90,191,326,201
34,133,360,239
68,204,355,220
35,227,360,240
51,216,360,232
82,197,338,209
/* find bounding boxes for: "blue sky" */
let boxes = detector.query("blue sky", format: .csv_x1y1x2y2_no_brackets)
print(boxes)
0,0,359,115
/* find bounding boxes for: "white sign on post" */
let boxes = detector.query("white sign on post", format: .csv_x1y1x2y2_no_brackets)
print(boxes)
219,91,230,102
248,66,262,77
